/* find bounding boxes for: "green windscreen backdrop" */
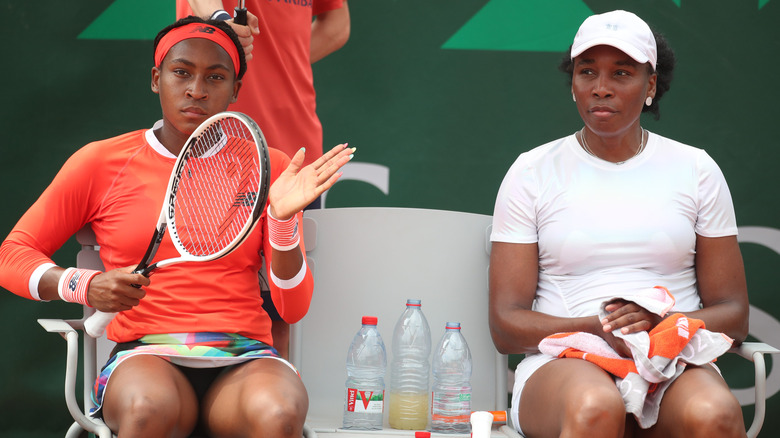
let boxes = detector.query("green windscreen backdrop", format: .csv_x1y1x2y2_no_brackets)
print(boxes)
1,1,779,435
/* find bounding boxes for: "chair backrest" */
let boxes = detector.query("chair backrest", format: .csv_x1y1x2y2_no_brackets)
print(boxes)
292,207,505,430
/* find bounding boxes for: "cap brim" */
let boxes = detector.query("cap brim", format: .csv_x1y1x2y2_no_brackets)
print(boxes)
571,37,651,65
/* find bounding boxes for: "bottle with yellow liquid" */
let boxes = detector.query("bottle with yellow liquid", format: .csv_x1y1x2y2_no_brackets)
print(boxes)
388,391,429,429
388,299,431,430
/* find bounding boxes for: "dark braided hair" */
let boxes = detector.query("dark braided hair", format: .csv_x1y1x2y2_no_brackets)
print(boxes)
153,15,247,80
558,30,676,121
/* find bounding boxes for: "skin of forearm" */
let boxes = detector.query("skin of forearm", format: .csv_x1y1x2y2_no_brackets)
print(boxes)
310,2,350,63
675,301,749,344
492,298,748,355
490,307,602,355
188,0,226,17
37,266,67,301
270,247,304,280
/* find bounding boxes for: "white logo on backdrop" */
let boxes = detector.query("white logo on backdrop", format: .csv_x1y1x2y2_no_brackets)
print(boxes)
321,162,390,208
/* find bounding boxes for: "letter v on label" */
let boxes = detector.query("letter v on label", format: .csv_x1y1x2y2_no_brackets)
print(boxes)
359,390,374,409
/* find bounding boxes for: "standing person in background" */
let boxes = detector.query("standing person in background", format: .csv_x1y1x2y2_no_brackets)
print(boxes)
178,0,351,359
177,0,350,171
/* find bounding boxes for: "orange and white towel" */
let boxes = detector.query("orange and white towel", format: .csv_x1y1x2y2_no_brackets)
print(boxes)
538,286,733,428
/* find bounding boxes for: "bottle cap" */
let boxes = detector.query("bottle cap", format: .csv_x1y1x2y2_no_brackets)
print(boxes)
445,322,461,330
361,316,378,325
414,432,431,438
406,299,421,306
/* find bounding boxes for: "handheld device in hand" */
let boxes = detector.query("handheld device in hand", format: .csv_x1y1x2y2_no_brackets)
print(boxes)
84,111,270,337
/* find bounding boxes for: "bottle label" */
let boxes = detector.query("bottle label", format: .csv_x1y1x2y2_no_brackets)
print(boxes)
430,390,471,424
346,388,384,413
431,413,470,424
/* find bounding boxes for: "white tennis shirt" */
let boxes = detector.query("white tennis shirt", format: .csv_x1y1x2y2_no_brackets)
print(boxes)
491,131,738,317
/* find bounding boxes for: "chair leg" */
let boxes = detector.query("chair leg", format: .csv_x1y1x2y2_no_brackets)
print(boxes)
746,351,768,438
64,421,88,438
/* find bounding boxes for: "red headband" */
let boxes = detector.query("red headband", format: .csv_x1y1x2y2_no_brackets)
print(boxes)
154,23,241,78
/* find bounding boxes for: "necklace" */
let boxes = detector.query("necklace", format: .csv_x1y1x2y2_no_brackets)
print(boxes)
578,127,646,165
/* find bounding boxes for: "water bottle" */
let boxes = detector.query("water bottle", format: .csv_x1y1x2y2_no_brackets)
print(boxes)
343,316,387,430
388,299,431,430
431,322,472,433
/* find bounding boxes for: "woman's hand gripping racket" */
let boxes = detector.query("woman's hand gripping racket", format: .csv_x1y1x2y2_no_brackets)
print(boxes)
84,112,270,337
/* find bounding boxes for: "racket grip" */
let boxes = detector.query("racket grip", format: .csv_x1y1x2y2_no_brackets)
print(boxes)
234,6,247,25
84,310,117,338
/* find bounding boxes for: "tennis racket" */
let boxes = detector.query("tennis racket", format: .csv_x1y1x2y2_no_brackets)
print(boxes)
84,111,270,337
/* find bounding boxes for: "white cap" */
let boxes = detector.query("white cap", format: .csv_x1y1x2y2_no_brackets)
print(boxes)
571,10,657,70
470,411,494,438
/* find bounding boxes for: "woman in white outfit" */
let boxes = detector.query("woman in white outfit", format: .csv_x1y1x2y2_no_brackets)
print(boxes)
489,10,749,438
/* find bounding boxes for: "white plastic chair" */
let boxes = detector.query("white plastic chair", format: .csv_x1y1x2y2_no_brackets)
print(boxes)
294,207,508,436
38,226,115,438
726,341,780,438
39,225,317,438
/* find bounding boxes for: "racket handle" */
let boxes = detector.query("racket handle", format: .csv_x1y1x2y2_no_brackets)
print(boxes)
234,1,247,25
84,310,117,338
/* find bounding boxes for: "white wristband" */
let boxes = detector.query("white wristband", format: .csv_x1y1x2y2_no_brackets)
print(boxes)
268,211,300,251
29,262,56,301
270,260,307,289
57,267,100,306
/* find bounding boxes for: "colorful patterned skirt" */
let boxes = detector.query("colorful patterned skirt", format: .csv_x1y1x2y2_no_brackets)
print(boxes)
91,332,294,416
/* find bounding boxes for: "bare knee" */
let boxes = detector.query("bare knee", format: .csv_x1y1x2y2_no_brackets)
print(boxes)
113,394,194,438
562,386,626,438
681,396,745,438
125,394,167,428
243,392,307,437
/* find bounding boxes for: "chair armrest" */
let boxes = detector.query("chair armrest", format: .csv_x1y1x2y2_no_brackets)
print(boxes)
729,341,780,360
38,318,108,436
38,318,80,334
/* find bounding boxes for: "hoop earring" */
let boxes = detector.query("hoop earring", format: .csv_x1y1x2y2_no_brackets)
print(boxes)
645,96,653,106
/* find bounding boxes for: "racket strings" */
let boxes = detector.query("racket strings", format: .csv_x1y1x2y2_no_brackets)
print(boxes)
174,118,262,256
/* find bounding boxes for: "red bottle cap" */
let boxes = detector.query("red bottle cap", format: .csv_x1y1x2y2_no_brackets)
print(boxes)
414,432,431,438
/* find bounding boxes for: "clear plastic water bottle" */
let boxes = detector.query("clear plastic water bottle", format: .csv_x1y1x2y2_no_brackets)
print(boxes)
343,316,387,430
388,299,431,430
431,322,472,434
